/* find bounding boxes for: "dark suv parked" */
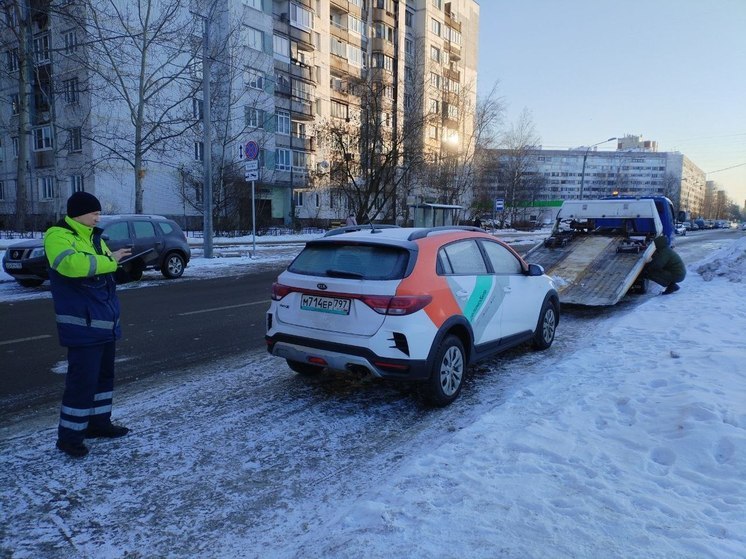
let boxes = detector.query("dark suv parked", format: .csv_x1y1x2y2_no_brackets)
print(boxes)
2,215,191,287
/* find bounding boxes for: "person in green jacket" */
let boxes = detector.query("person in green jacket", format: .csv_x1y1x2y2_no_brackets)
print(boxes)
643,235,687,295
45,192,132,458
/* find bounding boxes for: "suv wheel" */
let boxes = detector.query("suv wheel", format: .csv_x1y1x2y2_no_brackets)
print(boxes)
423,335,465,407
287,359,323,376
161,252,185,279
532,300,557,350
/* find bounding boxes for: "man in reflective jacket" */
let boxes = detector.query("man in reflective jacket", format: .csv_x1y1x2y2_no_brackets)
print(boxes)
45,192,132,457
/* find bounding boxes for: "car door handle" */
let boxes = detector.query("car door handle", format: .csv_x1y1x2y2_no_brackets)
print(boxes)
503,287,512,293
456,290,469,297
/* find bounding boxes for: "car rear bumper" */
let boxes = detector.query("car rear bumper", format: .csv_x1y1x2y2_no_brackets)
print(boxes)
266,333,430,381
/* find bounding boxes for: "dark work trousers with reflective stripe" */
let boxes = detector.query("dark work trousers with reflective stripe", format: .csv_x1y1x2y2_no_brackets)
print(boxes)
58,341,116,444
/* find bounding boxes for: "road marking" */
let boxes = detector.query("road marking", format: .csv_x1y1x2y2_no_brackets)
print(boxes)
178,301,267,316
0,334,53,346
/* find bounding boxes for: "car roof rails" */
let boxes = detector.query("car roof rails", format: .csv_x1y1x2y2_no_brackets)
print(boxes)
407,225,483,241
324,224,400,237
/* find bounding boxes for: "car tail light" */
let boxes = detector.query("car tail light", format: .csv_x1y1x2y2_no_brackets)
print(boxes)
361,294,432,316
271,282,293,301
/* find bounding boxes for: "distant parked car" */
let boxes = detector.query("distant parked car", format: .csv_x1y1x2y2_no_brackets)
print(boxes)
674,223,686,236
741,222,746,231
2,215,190,287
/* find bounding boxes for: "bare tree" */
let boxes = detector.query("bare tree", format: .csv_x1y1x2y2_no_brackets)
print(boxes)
494,108,546,227
317,77,427,224
426,81,505,219
174,13,274,231
61,0,202,213
0,0,34,230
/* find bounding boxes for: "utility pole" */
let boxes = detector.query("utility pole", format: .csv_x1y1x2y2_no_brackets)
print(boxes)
201,12,213,258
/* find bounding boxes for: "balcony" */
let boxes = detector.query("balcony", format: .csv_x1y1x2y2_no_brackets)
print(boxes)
445,41,461,61
444,67,460,82
276,134,315,152
330,0,349,10
330,21,349,42
33,150,54,169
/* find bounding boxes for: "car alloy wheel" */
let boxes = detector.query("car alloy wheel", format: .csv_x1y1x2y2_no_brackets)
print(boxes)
423,335,465,407
533,301,557,350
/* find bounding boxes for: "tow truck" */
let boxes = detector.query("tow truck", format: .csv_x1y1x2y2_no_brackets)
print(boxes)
525,197,676,306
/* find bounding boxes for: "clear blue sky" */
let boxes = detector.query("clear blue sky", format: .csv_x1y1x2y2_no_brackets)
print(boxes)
476,0,746,206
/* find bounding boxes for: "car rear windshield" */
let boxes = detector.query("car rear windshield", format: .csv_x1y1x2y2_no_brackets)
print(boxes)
289,243,410,280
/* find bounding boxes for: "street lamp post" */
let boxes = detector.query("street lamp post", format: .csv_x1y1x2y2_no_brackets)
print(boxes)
579,137,617,200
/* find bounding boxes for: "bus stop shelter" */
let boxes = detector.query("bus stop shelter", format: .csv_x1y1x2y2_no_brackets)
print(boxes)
410,203,463,228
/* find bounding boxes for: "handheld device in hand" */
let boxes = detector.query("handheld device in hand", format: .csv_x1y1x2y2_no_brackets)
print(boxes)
119,248,154,264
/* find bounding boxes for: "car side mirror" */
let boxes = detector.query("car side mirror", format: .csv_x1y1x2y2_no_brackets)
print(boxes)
527,263,544,276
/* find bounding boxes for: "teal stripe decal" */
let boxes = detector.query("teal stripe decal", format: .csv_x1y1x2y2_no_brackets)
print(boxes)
463,276,493,323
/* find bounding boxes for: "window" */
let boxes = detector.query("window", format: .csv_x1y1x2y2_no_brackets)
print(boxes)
63,78,79,104
6,49,18,72
371,53,393,71
194,141,204,161
245,107,264,128
432,0,442,8
405,10,413,27
438,240,487,275
33,126,53,151
63,30,78,53
33,34,50,64
331,100,348,120
243,0,262,9
482,241,522,274
12,137,18,158
245,68,264,90
348,15,364,35
330,37,346,58
133,221,157,239
347,45,363,67
374,23,393,42
292,120,306,138
69,127,82,152
39,176,55,200
245,26,264,51
431,18,441,37
349,0,362,6
447,104,458,119
70,175,84,194
294,190,304,206
104,221,130,243
405,38,414,58
292,79,313,101
5,6,18,26
11,93,19,115
273,34,289,60
290,3,313,30
193,97,203,119
429,98,439,114
276,110,290,135
276,148,291,171
292,150,308,172
0,180,4,200
430,46,440,63
430,72,441,89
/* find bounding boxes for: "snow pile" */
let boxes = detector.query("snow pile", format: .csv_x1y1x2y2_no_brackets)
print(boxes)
696,236,746,282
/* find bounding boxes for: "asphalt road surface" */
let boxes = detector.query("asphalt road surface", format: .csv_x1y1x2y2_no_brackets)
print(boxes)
0,268,283,419
0,228,737,422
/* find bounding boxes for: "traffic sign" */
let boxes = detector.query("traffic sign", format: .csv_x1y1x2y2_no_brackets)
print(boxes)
495,198,505,211
245,140,259,160
245,170,259,181
245,160,258,171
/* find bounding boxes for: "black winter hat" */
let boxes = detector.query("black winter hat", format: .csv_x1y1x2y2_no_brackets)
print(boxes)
67,191,102,218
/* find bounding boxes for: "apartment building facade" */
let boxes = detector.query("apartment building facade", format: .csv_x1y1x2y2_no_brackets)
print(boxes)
0,0,479,231
478,137,707,224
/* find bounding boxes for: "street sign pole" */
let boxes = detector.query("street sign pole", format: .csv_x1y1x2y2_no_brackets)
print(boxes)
244,140,260,258
251,180,256,257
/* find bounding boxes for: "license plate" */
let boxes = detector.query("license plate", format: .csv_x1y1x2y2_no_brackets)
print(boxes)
5,262,22,269
300,294,351,315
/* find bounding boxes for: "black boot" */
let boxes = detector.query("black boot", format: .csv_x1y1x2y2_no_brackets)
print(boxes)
56,439,89,458
86,423,130,438
663,283,680,295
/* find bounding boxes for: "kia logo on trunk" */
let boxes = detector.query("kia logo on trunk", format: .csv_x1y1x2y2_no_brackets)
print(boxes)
317,283,328,290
